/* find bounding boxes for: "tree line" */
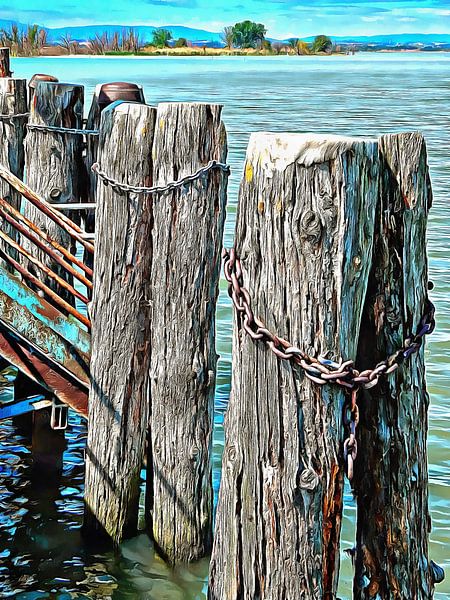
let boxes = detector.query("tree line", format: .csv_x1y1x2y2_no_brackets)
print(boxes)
221,22,333,54
150,22,333,54
0,21,334,56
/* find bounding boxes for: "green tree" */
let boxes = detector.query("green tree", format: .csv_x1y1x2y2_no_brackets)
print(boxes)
312,34,333,53
151,28,172,48
231,20,266,49
175,37,188,48
222,26,234,49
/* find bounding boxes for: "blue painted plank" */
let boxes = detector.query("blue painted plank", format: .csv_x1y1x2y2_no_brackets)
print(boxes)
0,267,90,358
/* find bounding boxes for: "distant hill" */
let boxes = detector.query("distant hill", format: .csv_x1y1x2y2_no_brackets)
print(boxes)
0,19,223,44
1,19,449,47
323,33,450,45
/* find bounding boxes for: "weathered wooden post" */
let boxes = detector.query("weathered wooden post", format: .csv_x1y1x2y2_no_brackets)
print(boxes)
0,48,12,77
84,101,228,562
83,82,145,267
84,101,157,542
0,75,27,264
148,102,227,563
209,133,379,600
85,83,145,200
28,74,59,106
352,132,439,598
23,81,85,304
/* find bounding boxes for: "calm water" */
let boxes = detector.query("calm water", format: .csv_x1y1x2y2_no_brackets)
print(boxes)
1,54,449,599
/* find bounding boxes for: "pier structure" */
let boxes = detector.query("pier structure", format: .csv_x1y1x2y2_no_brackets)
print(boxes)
0,48,442,598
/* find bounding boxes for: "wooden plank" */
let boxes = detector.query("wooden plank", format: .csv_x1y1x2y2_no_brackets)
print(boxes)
0,328,88,417
0,267,91,358
209,133,378,600
83,101,157,543
352,132,437,598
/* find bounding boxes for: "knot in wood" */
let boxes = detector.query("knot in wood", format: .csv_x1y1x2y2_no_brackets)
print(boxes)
300,210,322,244
227,445,237,462
319,188,334,210
49,187,62,200
190,445,200,461
299,466,320,492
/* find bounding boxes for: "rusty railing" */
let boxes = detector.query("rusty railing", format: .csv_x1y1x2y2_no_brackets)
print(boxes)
0,164,93,330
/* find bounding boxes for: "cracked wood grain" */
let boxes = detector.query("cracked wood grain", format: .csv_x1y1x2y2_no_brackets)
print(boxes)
84,101,157,543
209,133,379,600
23,81,84,306
353,132,435,600
84,101,227,561
148,102,227,563
0,77,27,268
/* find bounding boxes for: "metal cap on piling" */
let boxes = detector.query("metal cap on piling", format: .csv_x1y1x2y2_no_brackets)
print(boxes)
97,82,145,111
28,74,59,104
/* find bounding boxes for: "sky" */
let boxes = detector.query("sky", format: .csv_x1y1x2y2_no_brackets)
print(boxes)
3,0,450,38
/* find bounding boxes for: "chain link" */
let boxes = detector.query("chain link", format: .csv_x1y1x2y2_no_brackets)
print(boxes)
92,160,230,195
27,123,99,136
0,112,30,120
223,248,436,481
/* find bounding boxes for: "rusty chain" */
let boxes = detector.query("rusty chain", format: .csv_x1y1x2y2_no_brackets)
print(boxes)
27,123,99,136
223,248,436,481
92,160,230,195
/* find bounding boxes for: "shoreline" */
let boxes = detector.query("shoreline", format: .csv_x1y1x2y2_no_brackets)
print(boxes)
11,50,450,59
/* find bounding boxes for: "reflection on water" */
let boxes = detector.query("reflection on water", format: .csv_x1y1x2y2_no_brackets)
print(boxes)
1,53,449,599
0,410,209,599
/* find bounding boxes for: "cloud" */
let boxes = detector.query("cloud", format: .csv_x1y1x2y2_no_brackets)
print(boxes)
361,16,385,22
267,0,445,5
290,5,390,16
0,7,69,19
415,8,450,16
144,0,196,6
397,17,418,22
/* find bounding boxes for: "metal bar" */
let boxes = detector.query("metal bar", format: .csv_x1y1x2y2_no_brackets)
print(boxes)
0,320,89,389
0,196,93,278
0,204,93,290
0,228,90,305
0,164,95,254
0,249,90,329
0,268,91,360
0,328,88,417
52,203,97,210
0,395,47,420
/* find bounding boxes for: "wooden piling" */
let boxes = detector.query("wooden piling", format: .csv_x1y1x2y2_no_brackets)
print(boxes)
352,132,436,598
0,77,27,266
28,74,59,106
0,48,12,77
209,133,379,600
148,102,227,563
83,101,157,542
23,81,84,306
83,82,145,269
84,101,227,560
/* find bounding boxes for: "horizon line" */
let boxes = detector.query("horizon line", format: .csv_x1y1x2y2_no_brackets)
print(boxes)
1,19,449,40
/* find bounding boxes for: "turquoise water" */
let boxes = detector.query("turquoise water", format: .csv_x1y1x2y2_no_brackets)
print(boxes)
1,54,449,598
